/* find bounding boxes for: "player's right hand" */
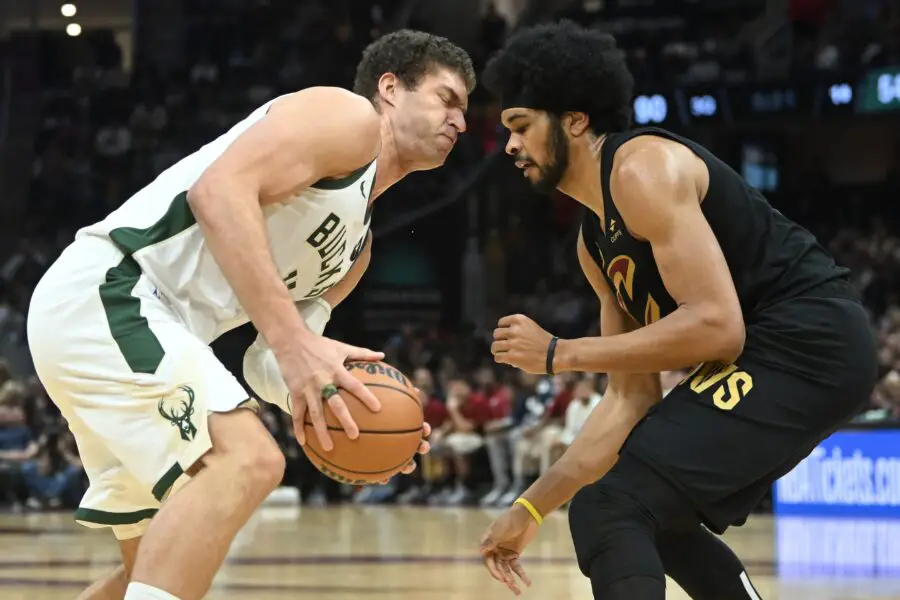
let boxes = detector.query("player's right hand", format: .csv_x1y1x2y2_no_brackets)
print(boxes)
275,334,384,452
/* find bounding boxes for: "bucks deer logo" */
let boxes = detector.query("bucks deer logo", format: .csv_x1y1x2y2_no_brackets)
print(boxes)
158,385,198,442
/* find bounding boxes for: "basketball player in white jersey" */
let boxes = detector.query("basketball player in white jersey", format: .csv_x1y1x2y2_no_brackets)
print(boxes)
26,30,474,600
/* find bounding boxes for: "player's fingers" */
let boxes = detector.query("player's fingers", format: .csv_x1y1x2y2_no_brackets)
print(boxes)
417,439,431,455
422,421,432,437
305,389,334,452
483,554,506,584
338,370,382,412
493,327,510,340
341,344,385,362
326,395,359,440
491,340,509,355
499,560,521,595
497,315,518,327
510,559,531,587
291,394,307,445
400,460,416,474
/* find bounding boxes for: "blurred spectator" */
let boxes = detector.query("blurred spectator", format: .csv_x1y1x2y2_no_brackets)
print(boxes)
428,379,492,505
497,373,575,505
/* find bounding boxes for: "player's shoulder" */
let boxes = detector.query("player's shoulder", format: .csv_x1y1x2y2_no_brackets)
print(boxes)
268,87,381,148
609,134,690,196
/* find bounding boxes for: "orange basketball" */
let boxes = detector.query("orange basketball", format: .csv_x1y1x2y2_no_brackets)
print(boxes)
301,360,423,485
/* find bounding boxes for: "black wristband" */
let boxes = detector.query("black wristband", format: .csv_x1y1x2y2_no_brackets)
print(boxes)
546,336,559,375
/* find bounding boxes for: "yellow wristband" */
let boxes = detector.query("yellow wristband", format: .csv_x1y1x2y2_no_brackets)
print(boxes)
514,497,543,525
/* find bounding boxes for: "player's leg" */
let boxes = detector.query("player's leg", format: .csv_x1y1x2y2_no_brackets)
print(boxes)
568,454,697,600
76,537,140,600
76,458,213,600
127,407,284,599
657,526,763,600
29,267,280,600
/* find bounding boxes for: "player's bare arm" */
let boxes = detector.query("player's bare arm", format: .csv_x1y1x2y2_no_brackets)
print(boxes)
503,230,663,518
481,231,662,591
188,87,385,450
555,137,746,373
188,87,380,350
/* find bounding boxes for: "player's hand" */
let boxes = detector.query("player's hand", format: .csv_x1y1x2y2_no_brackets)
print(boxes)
479,503,538,595
491,314,558,374
276,333,384,452
374,421,432,484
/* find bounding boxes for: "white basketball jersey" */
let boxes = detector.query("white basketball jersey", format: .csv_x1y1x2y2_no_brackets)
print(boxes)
75,96,375,343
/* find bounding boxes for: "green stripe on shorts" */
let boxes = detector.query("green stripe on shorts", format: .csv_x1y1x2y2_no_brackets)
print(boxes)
99,191,197,374
152,462,185,501
74,507,159,525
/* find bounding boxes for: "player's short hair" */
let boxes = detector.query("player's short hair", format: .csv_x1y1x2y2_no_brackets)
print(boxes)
354,30,476,104
483,20,634,134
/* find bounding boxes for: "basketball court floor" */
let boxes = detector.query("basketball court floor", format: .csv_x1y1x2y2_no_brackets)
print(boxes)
2,500,900,599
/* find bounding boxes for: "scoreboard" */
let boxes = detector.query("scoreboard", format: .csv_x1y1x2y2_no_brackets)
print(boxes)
631,65,899,127
856,66,900,113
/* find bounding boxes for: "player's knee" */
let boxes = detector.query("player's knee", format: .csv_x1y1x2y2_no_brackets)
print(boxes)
568,480,656,577
235,438,285,493
207,410,285,495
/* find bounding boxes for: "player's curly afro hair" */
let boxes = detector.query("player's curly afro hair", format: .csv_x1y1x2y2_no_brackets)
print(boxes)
354,30,476,105
483,20,634,134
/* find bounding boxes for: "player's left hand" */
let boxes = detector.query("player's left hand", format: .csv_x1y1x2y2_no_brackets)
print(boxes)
479,503,537,595
375,421,431,485
491,314,558,374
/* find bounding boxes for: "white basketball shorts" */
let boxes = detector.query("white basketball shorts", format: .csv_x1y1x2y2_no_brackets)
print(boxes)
27,236,251,539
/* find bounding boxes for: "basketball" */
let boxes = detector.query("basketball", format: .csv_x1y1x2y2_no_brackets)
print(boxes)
301,360,423,485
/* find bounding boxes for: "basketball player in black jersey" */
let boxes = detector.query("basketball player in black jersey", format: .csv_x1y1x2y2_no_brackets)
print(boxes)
476,21,877,600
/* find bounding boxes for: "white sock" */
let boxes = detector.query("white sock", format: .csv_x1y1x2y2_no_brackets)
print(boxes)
123,582,181,600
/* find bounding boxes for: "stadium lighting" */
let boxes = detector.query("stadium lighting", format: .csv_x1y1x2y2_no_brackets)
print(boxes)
66,23,82,36
61,3,77,17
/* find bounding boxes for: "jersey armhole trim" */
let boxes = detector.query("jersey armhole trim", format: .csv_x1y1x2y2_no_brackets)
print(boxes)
311,158,375,190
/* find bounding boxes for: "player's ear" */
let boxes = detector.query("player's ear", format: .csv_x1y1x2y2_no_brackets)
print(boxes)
564,111,590,137
377,73,400,108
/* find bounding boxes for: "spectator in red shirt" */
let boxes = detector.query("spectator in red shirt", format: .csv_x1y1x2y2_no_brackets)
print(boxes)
397,368,448,505
472,366,516,506
427,379,492,505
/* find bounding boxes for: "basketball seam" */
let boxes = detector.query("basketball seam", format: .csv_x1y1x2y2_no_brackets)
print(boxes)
303,442,418,475
303,423,424,434
332,381,425,428
343,382,421,406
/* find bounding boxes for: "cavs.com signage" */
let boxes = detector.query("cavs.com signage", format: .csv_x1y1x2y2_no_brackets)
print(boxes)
774,428,900,518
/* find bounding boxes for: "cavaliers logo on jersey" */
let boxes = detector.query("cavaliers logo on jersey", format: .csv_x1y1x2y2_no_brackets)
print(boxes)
607,255,635,316
606,254,661,326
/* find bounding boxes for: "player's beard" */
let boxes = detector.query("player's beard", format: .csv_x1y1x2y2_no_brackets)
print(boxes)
530,114,570,195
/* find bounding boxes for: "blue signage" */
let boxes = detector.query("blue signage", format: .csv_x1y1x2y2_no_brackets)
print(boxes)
774,429,900,518
776,516,900,579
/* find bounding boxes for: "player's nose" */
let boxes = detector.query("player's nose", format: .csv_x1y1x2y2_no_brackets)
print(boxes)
452,111,467,133
505,136,520,156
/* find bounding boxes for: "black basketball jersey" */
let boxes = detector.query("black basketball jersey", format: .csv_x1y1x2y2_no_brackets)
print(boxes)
580,127,850,328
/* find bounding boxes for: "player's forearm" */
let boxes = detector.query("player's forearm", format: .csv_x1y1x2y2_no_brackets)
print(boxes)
520,389,656,517
187,185,312,350
556,305,744,373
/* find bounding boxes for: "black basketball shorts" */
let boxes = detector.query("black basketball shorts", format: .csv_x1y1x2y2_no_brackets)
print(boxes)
620,289,878,534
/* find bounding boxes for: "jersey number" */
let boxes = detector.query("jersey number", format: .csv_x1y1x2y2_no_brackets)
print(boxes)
685,362,754,411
